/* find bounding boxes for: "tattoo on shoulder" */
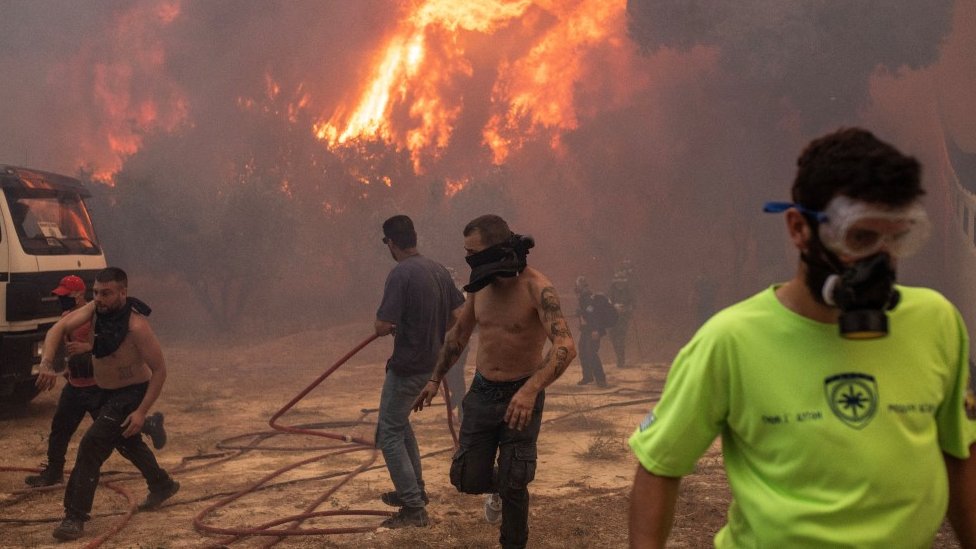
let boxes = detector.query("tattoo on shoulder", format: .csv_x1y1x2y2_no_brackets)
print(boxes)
540,286,563,321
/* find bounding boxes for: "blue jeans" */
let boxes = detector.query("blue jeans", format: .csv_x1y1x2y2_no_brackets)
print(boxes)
444,346,469,419
376,370,429,508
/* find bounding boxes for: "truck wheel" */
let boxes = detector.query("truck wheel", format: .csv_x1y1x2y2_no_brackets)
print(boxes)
1,377,41,412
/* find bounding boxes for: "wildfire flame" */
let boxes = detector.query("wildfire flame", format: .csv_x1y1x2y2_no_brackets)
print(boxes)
315,0,629,172
63,0,188,182
57,0,637,190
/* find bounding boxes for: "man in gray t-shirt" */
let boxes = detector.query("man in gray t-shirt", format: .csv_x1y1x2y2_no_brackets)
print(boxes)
374,215,464,528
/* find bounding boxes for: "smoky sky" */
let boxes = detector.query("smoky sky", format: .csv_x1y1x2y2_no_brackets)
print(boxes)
0,1,972,352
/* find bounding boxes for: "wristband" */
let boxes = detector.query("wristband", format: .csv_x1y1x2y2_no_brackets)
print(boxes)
429,378,441,385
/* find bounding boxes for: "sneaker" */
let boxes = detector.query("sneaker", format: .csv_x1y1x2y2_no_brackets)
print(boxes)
25,463,63,488
484,493,502,524
379,506,429,528
380,490,429,507
143,412,167,450
138,480,180,511
52,517,84,540
577,378,593,386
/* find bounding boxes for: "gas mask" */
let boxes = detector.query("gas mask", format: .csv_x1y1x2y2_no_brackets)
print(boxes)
818,252,900,339
764,196,930,339
464,233,535,293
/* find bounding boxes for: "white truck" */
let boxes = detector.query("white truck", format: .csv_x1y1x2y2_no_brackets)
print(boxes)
0,165,107,410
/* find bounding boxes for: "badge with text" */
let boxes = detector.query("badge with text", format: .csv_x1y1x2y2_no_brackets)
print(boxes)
824,372,878,429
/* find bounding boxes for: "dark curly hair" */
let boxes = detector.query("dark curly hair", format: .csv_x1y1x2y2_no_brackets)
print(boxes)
792,127,924,211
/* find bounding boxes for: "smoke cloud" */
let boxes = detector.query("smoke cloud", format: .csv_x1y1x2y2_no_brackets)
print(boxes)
0,0,970,355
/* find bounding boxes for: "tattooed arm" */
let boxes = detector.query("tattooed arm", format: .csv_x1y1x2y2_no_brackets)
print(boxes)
413,297,475,411
504,277,577,430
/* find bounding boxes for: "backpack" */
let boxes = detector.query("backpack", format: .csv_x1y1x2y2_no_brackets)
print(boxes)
591,293,618,329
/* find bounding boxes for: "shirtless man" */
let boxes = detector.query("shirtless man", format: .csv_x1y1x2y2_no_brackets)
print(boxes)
414,214,577,549
36,267,178,541
25,275,167,488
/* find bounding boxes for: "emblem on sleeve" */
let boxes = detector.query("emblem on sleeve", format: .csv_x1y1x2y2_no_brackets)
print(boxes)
824,373,878,429
639,411,656,431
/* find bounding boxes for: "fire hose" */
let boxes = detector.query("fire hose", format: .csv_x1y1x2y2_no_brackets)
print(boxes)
194,332,464,547
192,333,393,547
1,334,657,547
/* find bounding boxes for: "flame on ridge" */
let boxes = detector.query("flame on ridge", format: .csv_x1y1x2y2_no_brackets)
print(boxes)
315,0,628,173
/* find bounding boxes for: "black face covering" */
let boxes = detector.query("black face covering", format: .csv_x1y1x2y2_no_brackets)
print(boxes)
93,297,152,358
464,234,535,293
57,295,76,312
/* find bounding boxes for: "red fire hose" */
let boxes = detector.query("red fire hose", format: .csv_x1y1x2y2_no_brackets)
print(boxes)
2,331,657,548
192,332,459,548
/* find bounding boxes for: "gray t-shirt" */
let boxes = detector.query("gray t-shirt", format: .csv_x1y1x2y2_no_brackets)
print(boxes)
376,255,465,376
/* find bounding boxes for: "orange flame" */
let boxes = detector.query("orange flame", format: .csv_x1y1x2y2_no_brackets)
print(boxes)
315,0,630,173
74,0,187,183
484,0,625,164
445,176,469,197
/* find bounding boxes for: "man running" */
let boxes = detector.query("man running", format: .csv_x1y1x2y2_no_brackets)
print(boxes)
36,267,178,541
26,275,166,488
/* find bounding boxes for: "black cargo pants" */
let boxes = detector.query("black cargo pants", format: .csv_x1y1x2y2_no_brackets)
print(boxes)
450,371,544,549
63,382,172,521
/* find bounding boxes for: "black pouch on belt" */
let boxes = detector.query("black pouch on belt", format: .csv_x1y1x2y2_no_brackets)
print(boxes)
67,352,94,379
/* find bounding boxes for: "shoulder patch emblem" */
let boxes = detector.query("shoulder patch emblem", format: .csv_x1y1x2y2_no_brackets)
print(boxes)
639,411,656,431
824,372,878,429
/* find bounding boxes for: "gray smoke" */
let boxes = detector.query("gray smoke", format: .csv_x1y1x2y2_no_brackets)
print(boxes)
0,0,968,355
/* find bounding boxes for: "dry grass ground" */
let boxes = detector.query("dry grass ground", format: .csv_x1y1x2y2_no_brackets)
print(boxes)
0,323,964,548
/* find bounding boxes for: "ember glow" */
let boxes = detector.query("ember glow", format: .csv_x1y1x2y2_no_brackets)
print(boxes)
315,0,631,172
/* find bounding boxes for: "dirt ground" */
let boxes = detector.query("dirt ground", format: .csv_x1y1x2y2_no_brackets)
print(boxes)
0,322,964,548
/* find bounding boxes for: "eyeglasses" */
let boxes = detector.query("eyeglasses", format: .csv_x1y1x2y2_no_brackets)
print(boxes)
763,197,930,259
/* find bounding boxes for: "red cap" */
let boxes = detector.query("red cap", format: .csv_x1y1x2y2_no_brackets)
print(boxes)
52,275,86,296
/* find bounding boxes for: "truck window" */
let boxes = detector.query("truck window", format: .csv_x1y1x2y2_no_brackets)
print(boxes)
3,188,101,255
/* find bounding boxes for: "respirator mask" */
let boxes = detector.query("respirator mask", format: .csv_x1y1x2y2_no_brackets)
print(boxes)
464,233,535,293
764,196,930,339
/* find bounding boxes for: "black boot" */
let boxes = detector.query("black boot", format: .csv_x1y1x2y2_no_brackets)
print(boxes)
25,463,63,488
138,479,180,511
380,506,430,528
52,517,84,540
